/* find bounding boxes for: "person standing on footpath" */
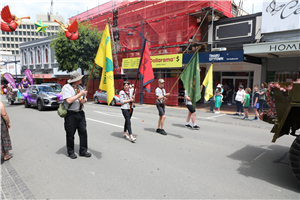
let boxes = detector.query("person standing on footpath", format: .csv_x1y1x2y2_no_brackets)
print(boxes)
1,101,12,162
242,88,251,120
252,85,259,121
258,82,268,112
62,71,91,159
184,90,200,130
155,79,170,135
234,85,245,116
119,81,136,142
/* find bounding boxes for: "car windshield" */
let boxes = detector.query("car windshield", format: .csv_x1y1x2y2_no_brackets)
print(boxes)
50,85,62,92
38,86,54,92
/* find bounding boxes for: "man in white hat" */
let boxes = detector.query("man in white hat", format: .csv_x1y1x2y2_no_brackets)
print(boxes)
155,79,170,135
62,71,90,159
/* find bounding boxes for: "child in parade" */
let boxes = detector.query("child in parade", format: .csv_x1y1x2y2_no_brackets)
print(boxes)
155,79,170,135
119,81,136,142
184,90,200,130
252,85,259,121
214,84,223,114
242,88,251,120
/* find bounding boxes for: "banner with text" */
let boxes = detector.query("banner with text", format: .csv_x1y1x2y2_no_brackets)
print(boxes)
122,54,183,69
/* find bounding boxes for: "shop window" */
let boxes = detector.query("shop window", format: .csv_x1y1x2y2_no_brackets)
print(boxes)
45,48,48,63
268,71,300,83
222,72,249,76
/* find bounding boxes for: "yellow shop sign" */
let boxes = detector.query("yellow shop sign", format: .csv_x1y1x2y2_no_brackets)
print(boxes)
122,54,183,69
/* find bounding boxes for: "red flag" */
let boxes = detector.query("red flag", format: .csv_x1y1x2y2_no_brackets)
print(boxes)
139,41,154,92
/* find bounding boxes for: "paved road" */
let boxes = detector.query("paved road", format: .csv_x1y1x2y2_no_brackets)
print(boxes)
2,100,300,199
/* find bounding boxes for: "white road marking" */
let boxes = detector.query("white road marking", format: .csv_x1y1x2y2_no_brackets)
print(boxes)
94,111,138,119
86,118,123,128
206,114,226,119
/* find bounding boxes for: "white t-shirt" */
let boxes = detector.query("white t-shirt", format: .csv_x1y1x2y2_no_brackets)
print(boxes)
155,87,166,104
235,89,245,102
185,90,192,105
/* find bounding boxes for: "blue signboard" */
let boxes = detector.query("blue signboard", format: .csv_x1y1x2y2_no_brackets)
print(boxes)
182,50,244,64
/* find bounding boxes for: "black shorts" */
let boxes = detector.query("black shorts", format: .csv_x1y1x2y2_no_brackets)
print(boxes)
186,104,196,113
156,102,165,116
244,106,249,109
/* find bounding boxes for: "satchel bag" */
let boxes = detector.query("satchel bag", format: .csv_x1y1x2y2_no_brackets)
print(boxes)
57,103,72,118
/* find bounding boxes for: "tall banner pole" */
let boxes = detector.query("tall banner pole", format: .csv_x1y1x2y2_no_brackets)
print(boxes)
140,20,143,105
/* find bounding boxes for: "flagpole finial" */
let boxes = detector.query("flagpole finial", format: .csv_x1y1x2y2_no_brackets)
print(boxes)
107,17,112,24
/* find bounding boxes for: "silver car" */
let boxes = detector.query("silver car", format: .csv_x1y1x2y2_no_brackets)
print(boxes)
23,85,62,111
93,90,121,106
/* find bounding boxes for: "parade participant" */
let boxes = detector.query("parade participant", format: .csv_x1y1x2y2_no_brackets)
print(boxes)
184,90,200,130
155,79,170,135
234,85,245,116
119,81,136,142
242,88,251,120
62,71,90,159
20,77,30,89
0,101,12,162
252,85,259,121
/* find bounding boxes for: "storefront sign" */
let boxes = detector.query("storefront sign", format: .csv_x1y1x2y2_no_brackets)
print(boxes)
197,50,244,63
269,42,300,52
244,40,300,54
122,54,183,69
262,0,300,33
33,74,52,79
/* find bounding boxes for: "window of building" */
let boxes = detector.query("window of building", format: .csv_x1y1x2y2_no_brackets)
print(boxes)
45,48,48,63
51,26,54,30
48,33,50,36
11,44,14,48
7,37,9,41
15,38,18,42
31,25,34,29
23,38,26,42
24,52,27,64
22,25,26,29
23,31,26,35
19,31,22,35
27,31,30,35
31,51,33,64
15,31,18,35
11,38,14,41
20,38,22,42
10,32,14,35
12,50,15,54
7,44,10,48
2,31,5,34
31,32,34,36
0,44,1,48
16,44,18,48
55,26,58,30
36,32,38,36
40,32,42,36
38,50,40,64
2,37,5,41
27,25,30,29
3,44,6,48
16,50,19,54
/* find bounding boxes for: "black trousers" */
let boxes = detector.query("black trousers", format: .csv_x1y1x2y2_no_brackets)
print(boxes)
236,101,244,113
259,99,265,112
64,111,88,155
122,109,133,135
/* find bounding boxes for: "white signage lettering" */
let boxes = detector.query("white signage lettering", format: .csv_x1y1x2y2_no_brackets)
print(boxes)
262,0,300,33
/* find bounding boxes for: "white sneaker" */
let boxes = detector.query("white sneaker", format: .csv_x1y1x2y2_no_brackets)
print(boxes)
130,136,137,142
214,111,220,114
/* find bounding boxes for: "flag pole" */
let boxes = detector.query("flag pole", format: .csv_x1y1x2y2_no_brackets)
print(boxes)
129,35,147,114
86,62,96,89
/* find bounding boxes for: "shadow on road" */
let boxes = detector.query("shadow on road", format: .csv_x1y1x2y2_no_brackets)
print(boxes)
144,127,183,139
228,144,300,193
56,144,103,159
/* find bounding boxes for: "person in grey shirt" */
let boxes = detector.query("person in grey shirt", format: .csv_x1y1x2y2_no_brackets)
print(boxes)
119,81,136,142
62,71,90,159
184,90,200,130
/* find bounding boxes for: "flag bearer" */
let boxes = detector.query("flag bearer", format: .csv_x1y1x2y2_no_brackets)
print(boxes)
120,81,136,142
184,90,200,130
155,79,170,135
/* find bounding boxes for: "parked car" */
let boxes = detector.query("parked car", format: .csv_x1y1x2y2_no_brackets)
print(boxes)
23,85,62,111
41,83,63,89
93,90,121,106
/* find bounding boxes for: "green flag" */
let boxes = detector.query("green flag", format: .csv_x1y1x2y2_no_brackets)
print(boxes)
180,51,201,109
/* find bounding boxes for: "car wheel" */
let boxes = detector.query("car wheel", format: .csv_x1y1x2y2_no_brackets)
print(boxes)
37,100,44,111
24,100,30,108
95,97,99,104
110,99,116,106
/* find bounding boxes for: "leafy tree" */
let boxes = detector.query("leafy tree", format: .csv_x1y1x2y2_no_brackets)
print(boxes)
50,20,103,77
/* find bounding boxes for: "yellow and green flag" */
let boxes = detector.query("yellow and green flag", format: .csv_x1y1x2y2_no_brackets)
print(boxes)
95,24,115,105
202,64,213,101
180,51,201,109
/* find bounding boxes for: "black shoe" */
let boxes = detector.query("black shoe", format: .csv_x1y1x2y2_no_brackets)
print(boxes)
185,124,193,129
79,152,92,157
69,153,77,159
160,129,167,135
156,128,161,133
193,125,200,130
234,113,239,115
